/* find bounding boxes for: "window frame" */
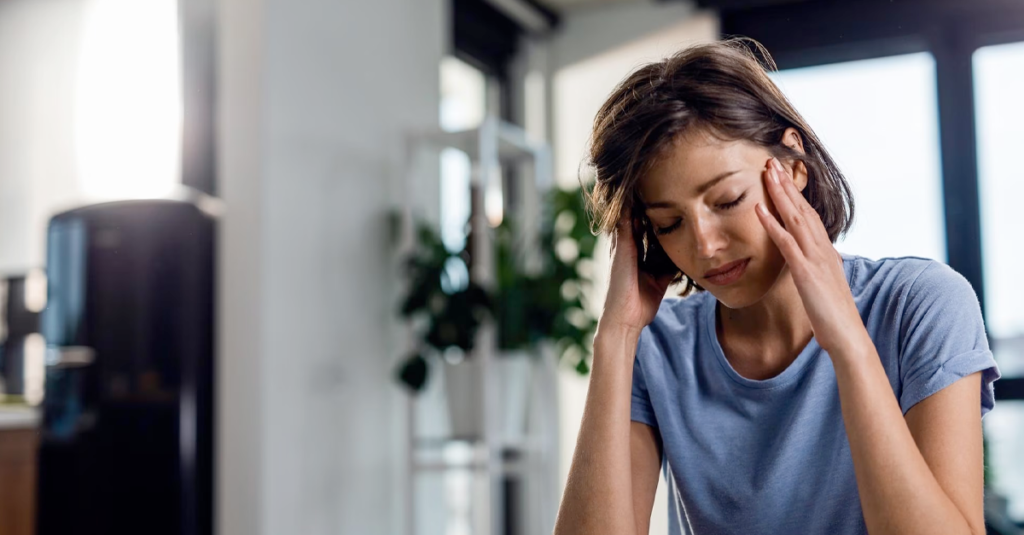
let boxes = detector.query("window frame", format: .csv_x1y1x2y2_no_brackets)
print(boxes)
718,0,1024,401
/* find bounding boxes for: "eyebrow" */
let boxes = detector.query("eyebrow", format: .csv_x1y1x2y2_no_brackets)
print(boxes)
645,170,741,210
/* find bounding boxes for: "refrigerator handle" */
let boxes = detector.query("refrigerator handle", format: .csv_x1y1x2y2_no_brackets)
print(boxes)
45,346,96,368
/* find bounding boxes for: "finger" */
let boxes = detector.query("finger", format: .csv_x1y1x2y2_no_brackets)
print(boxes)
774,158,833,246
756,201,806,273
763,158,799,222
774,158,810,211
765,158,814,248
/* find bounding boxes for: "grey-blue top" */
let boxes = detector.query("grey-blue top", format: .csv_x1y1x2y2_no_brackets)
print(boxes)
630,254,1001,534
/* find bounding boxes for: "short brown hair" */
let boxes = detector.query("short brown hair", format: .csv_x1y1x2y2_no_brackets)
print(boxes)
583,38,854,294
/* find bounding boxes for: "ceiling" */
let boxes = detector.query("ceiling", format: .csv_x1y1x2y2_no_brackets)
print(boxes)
533,0,822,16
533,0,646,10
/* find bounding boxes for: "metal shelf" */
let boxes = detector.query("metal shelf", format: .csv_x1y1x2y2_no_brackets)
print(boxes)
407,117,551,168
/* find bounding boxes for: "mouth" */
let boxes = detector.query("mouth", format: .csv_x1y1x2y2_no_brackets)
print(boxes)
703,258,751,286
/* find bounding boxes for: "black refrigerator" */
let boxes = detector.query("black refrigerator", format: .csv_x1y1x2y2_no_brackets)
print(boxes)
36,197,215,535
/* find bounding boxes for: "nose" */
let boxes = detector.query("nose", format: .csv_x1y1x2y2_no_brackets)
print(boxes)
691,215,727,260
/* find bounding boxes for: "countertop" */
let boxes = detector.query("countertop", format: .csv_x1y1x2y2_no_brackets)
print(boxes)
0,406,40,430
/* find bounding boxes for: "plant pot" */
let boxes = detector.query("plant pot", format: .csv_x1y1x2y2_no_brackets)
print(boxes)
443,357,484,440
496,350,534,442
442,351,535,442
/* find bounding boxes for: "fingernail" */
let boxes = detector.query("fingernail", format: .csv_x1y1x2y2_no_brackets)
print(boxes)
768,164,779,184
772,158,783,171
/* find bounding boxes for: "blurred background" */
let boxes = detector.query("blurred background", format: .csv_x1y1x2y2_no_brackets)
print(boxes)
0,0,1021,534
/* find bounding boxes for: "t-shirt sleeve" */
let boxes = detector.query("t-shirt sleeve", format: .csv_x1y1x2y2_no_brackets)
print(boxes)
631,331,659,429
898,261,1001,417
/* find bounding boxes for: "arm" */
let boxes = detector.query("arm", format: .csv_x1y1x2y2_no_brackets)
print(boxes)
554,217,671,535
832,343,985,535
631,421,663,535
831,263,991,535
553,329,663,535
904,374,985,534
756,156,992,535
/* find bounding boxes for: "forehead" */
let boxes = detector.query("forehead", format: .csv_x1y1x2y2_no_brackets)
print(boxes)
640,132,765,198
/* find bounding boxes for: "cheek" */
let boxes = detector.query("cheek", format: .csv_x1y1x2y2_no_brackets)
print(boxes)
743,205,780,258
731,203,770,245
654,233,689,263
654,233,699,278
746,186,781,241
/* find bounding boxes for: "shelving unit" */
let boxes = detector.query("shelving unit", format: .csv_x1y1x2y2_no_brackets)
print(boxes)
402,117,558,535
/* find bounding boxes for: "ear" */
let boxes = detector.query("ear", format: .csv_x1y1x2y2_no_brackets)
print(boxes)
780,127,809,192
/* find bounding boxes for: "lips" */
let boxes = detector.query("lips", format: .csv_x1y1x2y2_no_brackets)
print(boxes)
703,258,750,286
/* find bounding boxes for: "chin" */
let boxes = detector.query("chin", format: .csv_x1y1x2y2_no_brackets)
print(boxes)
707,287,762,310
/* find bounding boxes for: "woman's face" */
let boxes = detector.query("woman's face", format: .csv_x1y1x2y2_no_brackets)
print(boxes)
639,129,807,309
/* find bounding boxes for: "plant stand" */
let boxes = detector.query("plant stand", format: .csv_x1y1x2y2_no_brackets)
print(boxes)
401,117,558,535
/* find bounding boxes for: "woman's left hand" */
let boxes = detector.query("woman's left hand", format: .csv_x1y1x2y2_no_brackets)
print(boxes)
755,157,868,356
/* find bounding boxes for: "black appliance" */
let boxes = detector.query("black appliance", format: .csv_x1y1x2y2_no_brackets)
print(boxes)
37,197,215,535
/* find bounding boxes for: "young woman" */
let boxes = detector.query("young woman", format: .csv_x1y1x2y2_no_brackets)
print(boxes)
553,39,1001,535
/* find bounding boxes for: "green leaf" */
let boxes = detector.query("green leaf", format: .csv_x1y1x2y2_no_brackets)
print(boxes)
396,353,429,393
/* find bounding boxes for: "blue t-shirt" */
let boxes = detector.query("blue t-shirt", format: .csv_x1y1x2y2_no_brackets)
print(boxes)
630,254,1001,534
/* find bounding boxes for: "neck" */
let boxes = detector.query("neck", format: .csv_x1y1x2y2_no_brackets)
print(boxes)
715,267,814,377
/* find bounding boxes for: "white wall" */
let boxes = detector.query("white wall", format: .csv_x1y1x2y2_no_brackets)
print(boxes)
0,0,85,275
548,1,705,77
0,0,184,275
217,1,444,534
551,10,718,188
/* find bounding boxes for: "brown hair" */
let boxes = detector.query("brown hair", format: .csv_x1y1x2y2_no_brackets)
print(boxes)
583,38,854,295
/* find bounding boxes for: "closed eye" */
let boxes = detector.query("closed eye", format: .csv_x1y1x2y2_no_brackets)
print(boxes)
653,191,747,235
717,191,747,210
654,219,681,236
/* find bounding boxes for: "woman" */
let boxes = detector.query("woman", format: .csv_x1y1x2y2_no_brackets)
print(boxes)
554,39,1001,535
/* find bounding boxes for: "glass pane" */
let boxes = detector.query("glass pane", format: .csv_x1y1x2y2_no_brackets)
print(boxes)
975,40,1024,526
440,57,486,133
985,401,1024,522
439,57,487,253
975,41,1024,375
771,53,946,262
77,0,182,200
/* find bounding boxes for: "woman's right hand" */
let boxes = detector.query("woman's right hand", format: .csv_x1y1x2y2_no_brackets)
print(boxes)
598,217,673,338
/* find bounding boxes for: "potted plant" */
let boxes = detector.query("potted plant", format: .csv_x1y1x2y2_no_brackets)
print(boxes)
395,185,599,437
495,187,598,368
487,186,598,438
394,222,491,392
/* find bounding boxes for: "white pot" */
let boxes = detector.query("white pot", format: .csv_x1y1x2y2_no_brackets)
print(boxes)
441,351,536,442
442,357,484,440
496,350,534,442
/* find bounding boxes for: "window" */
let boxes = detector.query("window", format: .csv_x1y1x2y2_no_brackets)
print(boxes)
974,41,1024,371
974,40,1024,523
771,54,947,262
76,0,181,199
439,57,487,253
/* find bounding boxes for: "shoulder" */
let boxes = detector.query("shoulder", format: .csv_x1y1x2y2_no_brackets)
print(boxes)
842,253,975,305
843,254,985,346
843,253,933,289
